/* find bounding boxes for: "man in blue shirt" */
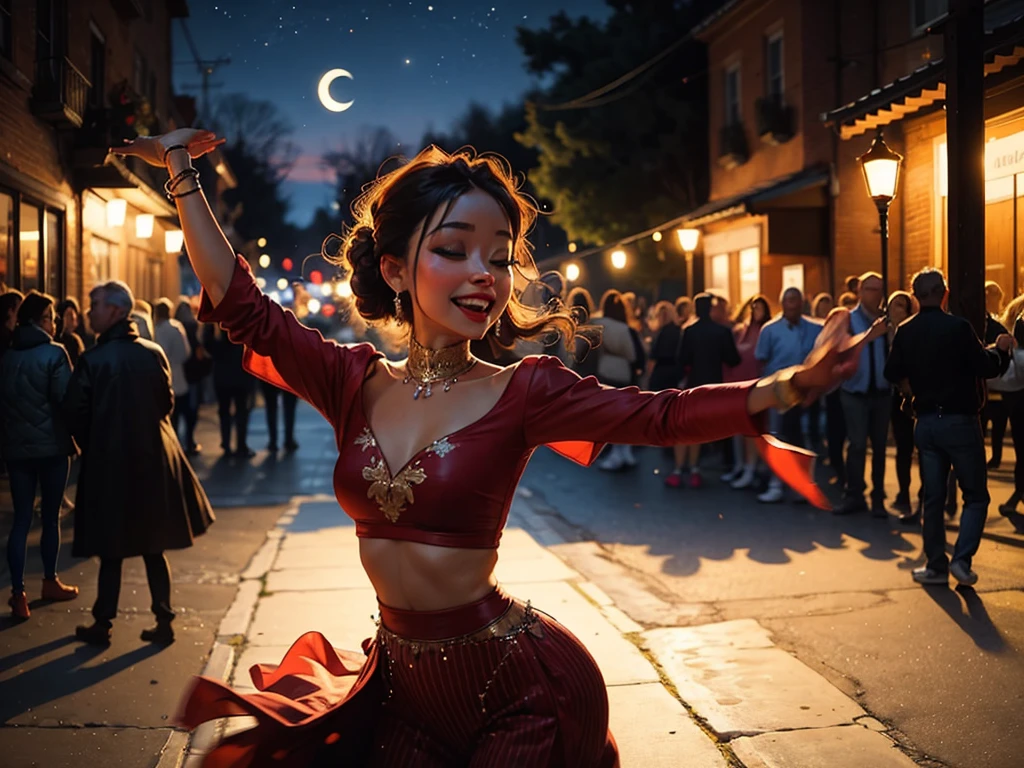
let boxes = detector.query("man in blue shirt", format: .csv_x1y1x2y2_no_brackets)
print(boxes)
754,287,822,503
836,273,890,517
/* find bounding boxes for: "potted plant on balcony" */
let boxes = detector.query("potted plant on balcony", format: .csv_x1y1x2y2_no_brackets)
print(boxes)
718,123,748,170
755,96,795,145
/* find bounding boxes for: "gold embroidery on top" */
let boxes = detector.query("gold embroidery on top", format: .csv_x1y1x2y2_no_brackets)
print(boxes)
355,427,377,452
426,436,456,458
362,457,427,523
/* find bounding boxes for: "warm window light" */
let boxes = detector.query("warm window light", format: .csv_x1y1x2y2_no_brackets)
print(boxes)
610,249,627,270
135,213,155,239
676,228,700,253
335,280,353,298
277,277,289,290
564,262,581,282
652,231,663,243
307,298,322,314
257,237,268,247
567,242,577,253
164,229,184,253
19,230,40,242
858,131,903,204
259,253,272,268
106,198,127,228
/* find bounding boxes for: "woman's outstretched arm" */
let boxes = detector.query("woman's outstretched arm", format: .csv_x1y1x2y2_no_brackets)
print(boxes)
113,130,234,305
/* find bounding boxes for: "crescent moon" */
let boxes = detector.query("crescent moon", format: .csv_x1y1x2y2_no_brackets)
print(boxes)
317,69,354,113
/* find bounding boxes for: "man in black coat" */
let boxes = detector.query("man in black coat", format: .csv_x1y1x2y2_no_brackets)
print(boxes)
676,292,741,487
63,281,215,645
885,268,1012,588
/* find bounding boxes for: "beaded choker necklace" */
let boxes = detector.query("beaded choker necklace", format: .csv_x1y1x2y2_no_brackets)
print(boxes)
403,336,477,400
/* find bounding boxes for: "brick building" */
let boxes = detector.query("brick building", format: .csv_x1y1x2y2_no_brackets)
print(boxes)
825,0,1024,303
0,0,235,308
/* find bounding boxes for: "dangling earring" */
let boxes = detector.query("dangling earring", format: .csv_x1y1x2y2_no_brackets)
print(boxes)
394,291,404,323
493,317,502,336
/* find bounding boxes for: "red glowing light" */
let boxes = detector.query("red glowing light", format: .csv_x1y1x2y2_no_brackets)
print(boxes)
321,303,336,318
282,257,293,271
310,270,323,285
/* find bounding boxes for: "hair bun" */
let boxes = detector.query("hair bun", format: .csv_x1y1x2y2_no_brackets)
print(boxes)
345,224,393,322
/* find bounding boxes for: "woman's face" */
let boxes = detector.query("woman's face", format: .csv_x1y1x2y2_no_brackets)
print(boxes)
888,298,909,326
393,188,516,346
63,306,78,332
752,300,769,324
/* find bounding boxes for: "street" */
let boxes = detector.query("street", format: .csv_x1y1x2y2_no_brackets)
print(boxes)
519,442,1024,768
2,401,1023,767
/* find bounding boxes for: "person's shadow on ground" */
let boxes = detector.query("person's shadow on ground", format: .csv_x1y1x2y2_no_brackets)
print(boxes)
921,584,1008,653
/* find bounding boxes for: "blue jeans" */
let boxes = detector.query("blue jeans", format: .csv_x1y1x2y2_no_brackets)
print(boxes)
915,413,989,572
840,390,892,503
5,456,70,592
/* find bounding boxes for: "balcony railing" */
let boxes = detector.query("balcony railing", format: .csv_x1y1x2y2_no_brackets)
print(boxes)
718,122,749,170
755,97,795,146
31,56,90,129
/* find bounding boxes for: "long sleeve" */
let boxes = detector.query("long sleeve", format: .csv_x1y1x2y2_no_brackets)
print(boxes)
967,323,1010,379
883,328,905,384
48,346,73,406
62,357,92,447
522,356,762,459
198,255,380,420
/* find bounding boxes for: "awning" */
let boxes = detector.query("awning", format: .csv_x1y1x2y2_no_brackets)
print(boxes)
76,154,176,217
678,164,830,227
823,14,1024,140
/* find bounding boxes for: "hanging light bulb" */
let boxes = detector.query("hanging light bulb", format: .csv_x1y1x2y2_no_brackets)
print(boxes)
106,199,127,228
135,214,154,239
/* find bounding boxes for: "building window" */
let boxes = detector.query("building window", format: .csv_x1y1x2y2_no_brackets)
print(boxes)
0,0,12,61
89,23,105,109
19,201,41,293
0,191,12,289
765,31,784,104
35,0,67,89
911,0,949,34
725,62,742,125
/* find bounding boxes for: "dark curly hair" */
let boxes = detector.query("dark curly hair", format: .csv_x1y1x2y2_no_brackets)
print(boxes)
327,145,588,352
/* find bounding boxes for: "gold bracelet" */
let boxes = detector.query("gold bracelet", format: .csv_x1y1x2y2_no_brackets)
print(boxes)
769,366,804,413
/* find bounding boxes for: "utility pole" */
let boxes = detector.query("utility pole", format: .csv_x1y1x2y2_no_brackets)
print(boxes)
944,0,986,337
176,19,230,123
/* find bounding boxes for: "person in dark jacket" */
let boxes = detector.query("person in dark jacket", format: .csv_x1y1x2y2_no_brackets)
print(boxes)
885,268,1012,588
203,322,256,458
0,291,80,619
671,292,740,487
175,298,209,454
63,280,215,645
55,298,86,368
0,289,24,362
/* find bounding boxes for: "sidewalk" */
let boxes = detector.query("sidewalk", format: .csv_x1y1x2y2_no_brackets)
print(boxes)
175,491,918,768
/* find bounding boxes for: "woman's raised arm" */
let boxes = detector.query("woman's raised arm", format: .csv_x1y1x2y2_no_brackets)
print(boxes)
112,130,234,305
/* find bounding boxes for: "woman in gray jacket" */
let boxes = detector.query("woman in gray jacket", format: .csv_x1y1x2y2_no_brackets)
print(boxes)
0,291,79,619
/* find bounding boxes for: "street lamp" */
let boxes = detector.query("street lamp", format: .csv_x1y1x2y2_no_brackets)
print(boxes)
857,130,904,301
676,228,700,294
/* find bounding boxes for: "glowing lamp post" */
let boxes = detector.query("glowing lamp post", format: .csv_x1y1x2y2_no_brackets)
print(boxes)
857,131,903,301
676,228,700,294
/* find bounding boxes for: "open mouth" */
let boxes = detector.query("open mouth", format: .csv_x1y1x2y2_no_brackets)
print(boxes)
451,297,494,322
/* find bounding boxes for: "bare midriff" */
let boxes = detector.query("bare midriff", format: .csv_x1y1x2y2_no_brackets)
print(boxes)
359,538,499,611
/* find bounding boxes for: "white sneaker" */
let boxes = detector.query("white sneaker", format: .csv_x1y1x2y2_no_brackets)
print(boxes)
721,467,740,483
731,465,756,489
757,486,784,504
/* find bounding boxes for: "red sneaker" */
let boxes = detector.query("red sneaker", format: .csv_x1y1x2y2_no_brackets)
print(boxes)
8,591,30,619
664,472,683,488
688,471,703,489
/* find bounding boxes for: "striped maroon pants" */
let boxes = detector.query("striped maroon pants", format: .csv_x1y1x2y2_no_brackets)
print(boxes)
363,587,619,767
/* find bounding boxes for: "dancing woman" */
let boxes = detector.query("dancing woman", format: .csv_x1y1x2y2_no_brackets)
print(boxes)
115,129,875,767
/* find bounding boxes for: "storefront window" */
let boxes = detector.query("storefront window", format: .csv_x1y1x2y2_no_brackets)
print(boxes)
739,247,761,302
0,191,12,289
19,201,40,292
45,209,62,298
710,253,730,302
90,234,117,283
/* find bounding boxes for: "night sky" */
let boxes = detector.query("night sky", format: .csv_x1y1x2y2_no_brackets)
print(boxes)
173,1,610,226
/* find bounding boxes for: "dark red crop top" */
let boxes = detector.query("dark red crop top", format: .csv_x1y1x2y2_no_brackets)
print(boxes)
198,256,774,549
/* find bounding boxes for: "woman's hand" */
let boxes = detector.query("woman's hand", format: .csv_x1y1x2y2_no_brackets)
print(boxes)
110,129,225,168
